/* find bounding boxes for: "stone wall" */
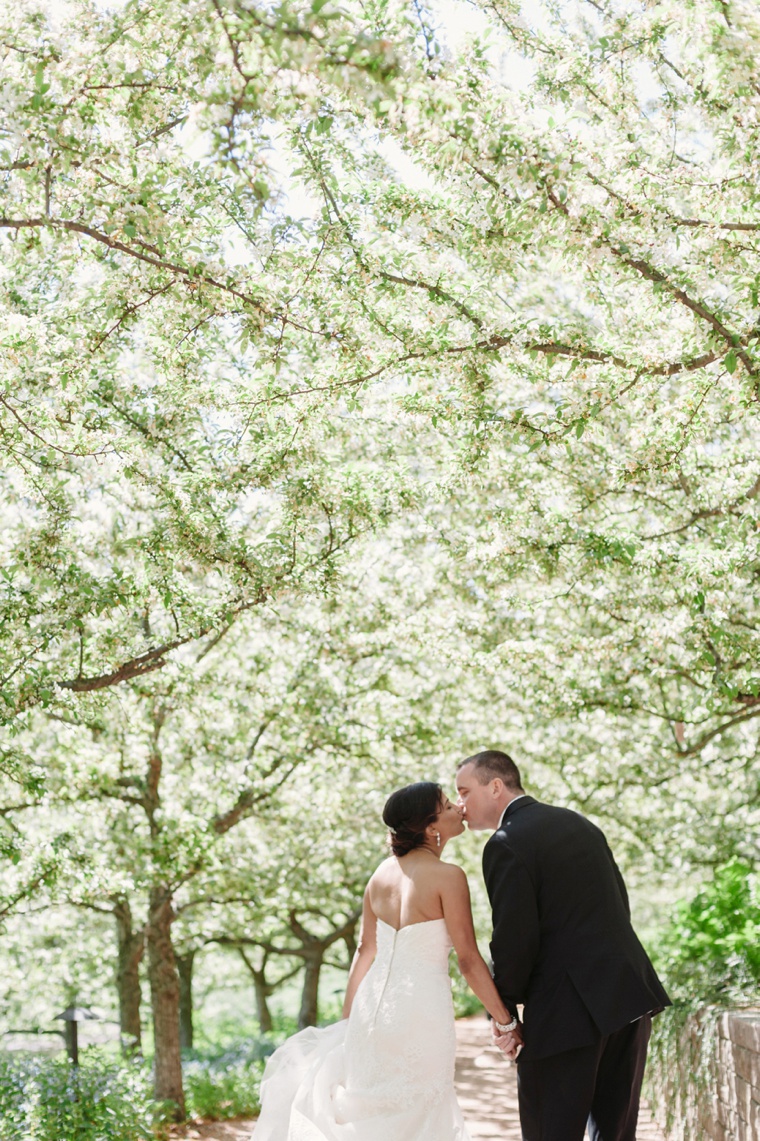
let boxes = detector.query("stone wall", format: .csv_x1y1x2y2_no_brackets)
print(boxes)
648,1009,760,1141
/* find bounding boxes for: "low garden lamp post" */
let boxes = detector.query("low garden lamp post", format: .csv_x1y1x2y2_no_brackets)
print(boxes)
54,1006,99,1066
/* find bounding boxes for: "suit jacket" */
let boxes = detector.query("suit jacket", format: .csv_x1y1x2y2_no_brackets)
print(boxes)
483,797,670,1060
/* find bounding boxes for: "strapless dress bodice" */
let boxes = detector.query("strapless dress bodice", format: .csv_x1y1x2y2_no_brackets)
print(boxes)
374,916,452,970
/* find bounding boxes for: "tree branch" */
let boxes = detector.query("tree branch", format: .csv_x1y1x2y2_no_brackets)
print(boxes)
0,215,332,332
59,641,186,692
0,394,111,458
678,706,760,757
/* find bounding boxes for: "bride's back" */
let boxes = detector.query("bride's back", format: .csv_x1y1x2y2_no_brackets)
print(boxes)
367,854,449,930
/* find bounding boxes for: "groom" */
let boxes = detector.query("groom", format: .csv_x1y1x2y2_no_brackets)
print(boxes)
456,749,670,1141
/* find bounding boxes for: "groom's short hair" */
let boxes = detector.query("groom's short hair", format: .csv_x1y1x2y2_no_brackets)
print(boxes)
459,750,523,791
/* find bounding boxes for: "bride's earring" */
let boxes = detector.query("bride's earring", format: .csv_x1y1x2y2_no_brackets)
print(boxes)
436,832,441,850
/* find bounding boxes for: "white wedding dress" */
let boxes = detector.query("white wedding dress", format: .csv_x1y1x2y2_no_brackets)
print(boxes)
253,917,472,1141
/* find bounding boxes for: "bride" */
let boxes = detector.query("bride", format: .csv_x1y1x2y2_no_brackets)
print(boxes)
254,781,519,1141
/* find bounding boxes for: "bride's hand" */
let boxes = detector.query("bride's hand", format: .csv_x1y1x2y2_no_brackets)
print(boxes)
492,1021,523,1061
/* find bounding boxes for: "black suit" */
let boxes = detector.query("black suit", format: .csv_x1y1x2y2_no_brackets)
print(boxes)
483,796,670,1141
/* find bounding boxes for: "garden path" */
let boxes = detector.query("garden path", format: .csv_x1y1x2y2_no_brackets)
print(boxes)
453,1014,666,1141
175,1120,254,1141
176,1015,666,1141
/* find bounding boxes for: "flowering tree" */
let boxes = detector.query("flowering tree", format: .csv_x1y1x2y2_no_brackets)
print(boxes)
4,0,757,754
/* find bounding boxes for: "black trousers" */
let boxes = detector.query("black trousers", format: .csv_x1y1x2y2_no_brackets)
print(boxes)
516,1015,652,1141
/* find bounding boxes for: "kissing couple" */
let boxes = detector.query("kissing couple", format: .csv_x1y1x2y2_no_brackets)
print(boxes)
254,749,670,1141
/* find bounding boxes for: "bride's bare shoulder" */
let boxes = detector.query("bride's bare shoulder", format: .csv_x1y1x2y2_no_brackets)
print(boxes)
368,856,398,882
438,860,468,885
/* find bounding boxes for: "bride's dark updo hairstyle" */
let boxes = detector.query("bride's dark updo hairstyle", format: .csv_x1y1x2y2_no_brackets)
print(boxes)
383,782,443,857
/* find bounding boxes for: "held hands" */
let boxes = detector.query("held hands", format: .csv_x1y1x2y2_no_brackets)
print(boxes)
491,1019,524,1061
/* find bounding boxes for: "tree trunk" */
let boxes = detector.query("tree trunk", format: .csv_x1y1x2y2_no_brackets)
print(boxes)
344,925,357,962
237,947,275,1033
253,972,273,1034
298,952,323,1030
114,899,144,1055
176,950,195,1051
147,884,185,1120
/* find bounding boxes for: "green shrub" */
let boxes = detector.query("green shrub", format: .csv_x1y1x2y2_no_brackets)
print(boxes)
0,1051,157,1141
183,1038,272,1121
450,961,485,1019
656,858,760,1003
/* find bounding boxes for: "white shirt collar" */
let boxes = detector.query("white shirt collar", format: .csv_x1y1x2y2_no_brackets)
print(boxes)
498,794,528,829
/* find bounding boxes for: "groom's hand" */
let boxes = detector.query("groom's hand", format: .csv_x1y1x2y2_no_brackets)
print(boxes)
492,1020,523,1061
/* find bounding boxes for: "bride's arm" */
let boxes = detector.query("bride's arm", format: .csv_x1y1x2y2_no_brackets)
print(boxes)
439,865,513,1028
342,887,378,1018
